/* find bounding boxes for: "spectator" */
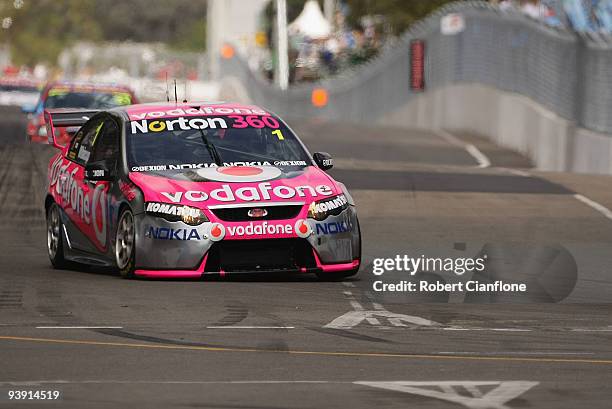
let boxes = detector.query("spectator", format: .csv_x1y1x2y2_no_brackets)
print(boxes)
521,0,542,19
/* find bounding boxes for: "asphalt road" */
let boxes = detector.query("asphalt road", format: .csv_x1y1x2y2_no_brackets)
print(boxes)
0,107,611,408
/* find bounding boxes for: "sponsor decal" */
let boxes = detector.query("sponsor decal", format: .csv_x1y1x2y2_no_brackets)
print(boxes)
119,180,137,201
161,182,334,203
227,221,290,237
195,166,282,183
130,117,228,134
129,114,284,135
247,208,268,218
145,219,312,240
309,194,348,220
315,221,350,235
223,219,311,238
49,156,107,247
130,161,307,172
130,107,269,120
273,160,307,166
145,202,200,218
321,158,333,167
295,219,312,238
208,223,225,241
145,225,202,241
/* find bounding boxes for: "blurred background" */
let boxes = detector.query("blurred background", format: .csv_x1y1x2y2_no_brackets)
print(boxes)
1,0,612,173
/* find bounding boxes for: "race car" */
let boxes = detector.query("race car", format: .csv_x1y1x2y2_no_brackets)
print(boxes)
0,77,41,109
27,81,137,144
44,102,361,280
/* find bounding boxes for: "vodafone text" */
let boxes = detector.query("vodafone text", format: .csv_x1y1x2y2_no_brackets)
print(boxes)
161,183,334,203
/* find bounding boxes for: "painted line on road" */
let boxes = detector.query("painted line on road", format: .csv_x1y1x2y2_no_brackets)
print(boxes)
501,168,532,177
499,167,612,222
573,194,612,221
1,335,612,365
465,144,492,168
571,328,612,332
443,328,532,332
437,130,491,168
1,380,336,385
438,351,595,356
205,326,294,329
36,326,123,329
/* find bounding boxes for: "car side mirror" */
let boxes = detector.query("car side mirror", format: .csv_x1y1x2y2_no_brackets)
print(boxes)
85,160,115,181
313,152,333,171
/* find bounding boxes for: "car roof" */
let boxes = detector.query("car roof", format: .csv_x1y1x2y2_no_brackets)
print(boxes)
0,77,41,87
44,81,134,93
116,101,272,121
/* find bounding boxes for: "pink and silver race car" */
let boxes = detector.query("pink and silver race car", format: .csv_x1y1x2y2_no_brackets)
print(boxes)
44,102,361,280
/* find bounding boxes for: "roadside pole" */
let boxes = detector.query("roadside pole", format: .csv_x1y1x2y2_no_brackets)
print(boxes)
276,0,289,90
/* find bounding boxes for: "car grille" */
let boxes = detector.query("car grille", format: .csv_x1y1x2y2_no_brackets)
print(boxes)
210,205,302,222
204,239,316,273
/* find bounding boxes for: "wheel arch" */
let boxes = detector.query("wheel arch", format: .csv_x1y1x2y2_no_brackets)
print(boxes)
44,194,55,212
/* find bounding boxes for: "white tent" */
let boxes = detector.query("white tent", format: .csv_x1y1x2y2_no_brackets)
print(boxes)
288,0,332,39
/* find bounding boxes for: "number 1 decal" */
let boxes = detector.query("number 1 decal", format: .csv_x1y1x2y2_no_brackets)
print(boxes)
272,129,284,140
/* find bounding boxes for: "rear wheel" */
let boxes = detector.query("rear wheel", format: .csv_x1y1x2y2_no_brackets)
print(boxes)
116,209,136,279
47,203,68,269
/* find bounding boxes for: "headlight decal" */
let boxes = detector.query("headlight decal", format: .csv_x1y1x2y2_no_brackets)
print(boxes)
308,194,349,221
145,202,208,225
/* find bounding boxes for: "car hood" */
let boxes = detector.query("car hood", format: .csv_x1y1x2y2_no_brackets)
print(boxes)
129,165,341,208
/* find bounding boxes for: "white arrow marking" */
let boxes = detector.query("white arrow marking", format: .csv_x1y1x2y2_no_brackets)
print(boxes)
355,381,539,409
327,290,440,329
325,297,440,329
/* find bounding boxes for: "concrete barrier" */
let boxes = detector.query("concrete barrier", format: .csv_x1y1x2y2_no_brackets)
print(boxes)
372,83,609,175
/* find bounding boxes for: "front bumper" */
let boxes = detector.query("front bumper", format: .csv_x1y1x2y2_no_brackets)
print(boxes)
133,206,360,278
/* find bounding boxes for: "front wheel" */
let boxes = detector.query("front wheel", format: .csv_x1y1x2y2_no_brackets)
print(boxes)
47,203,68,269
115,208,136,279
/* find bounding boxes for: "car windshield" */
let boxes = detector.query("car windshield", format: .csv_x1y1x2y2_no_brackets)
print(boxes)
44,89,132,109
126,115,312,171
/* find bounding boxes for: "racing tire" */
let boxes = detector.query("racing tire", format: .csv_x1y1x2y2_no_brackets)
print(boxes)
115,208,136,279
47,203,69,269
316,217,361,281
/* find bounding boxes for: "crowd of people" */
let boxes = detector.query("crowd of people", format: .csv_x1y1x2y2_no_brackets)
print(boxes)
494,0,612,32
257,0,386,84
256,0,612,85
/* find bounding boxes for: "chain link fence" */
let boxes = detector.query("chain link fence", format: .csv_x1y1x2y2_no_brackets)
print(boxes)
221,1,612,135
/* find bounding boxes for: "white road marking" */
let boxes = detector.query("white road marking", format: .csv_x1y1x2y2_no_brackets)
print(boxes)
0,380,334,386
356,381,539,409
437,130,491,168
437,351,594,356
573,194,612,221
466,144,492,168
501,168,532,177
325,303,440,329
342,282,356,288
36,326,123,329
206,326,294,329
498,167,612,223
571,328,612,332
496,167,612,222
442,327,531,332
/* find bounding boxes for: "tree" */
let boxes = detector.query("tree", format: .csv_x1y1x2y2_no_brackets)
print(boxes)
4,0,102,66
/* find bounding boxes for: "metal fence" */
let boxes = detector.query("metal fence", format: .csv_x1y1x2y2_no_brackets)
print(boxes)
221,1,612,135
